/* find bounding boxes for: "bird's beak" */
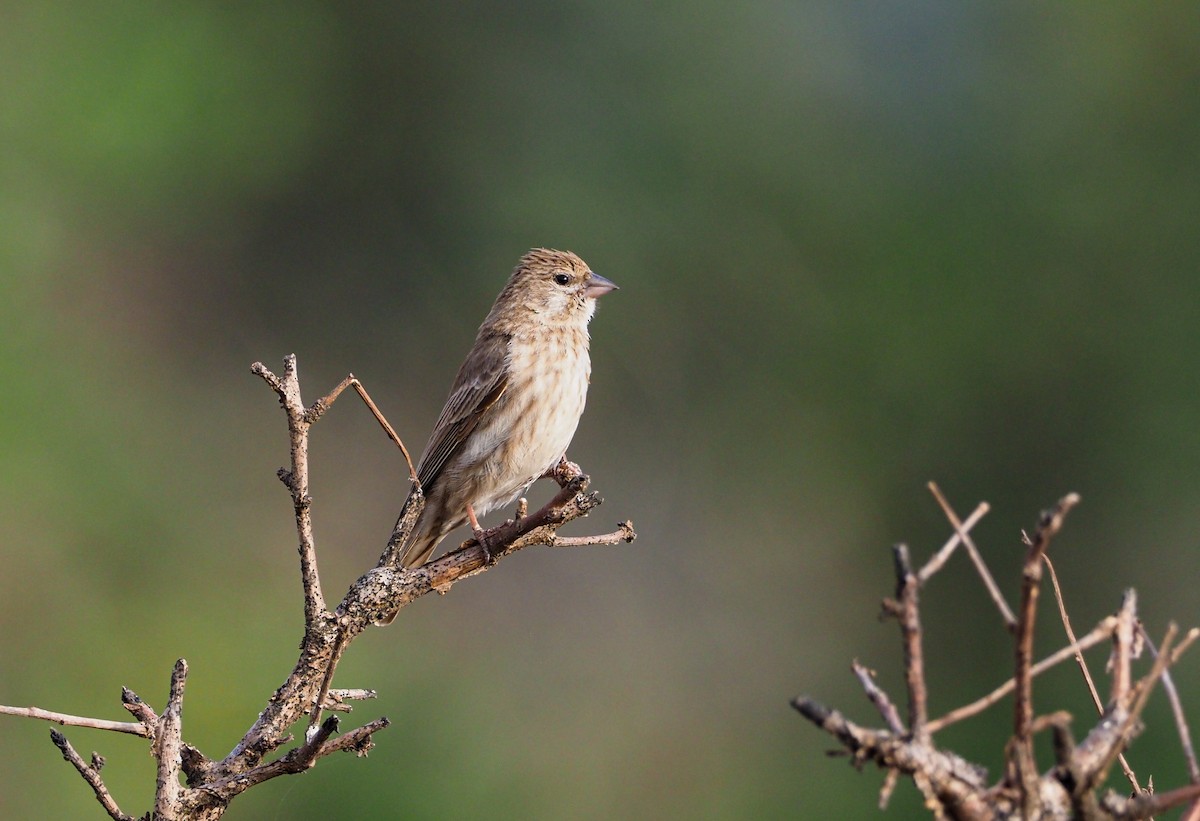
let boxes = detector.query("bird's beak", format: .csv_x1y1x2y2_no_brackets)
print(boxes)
584,272,619,298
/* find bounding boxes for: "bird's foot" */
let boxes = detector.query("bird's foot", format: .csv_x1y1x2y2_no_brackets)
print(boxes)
474,527,498,566
466,503,499,566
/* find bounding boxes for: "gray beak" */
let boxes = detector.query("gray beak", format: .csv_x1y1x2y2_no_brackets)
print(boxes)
584,272,619,298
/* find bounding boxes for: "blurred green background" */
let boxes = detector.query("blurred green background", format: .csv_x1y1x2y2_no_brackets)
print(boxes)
3,3,1199,819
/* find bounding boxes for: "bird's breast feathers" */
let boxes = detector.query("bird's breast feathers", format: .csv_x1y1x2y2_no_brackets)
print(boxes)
496,329,590,482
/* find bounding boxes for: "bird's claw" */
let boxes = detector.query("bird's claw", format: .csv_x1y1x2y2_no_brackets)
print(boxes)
474,528,498,566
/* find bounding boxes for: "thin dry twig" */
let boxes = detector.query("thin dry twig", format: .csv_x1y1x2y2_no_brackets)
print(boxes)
0,705,149,738
925,483,1014,627
1045,560,1143,794
251,357,328,627
310,374,417,485
925,616,1118,735
918,498,990,583
853,660,906,735
1010,492,1081,814
307,628,349,735
1139,625,1200,784
889,544,929,739
50,730,134,821
1043,555,1106,714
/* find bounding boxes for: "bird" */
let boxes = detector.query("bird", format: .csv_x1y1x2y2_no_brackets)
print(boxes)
396,248,618,570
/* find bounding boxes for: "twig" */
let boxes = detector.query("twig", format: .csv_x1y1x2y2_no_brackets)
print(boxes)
549,521,637,547
1010,492,1080,813
153,659,189,821
790,697,991,817
1139,625,1200,785
852,660,905,734
1043,555,1105,712
0,705,149,737
307,628,350,736
322,689,377,712
926,616,1117,734
1044,555,1142,793
878,767,900,810
49,730,134,821
121,686,159,730
917,498,990,582
1106,782,1200,819
1082,622,1180,797
1110,589,1138,708
890,544,928,739
194,718,391,804
251,356,328,625
924,483,1014,627
309,374,417,484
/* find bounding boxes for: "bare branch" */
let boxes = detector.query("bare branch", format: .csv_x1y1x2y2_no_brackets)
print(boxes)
307,374,419,485
191,718,390,804
307,628,349,734
153,659,189,821
121,686,159,730
924,483,1014,627
548,521,637,547
322,688,377,713
790,697,991,818
918,497,990,582
1140,625,1200,785
1044,555,1143,793
0,705,149,738
1010,492,1081,813
925,616,1118,735
50,730,134,821
251,356,328,625
889,544,928,739
852,660,905,734
1105,782,1200,819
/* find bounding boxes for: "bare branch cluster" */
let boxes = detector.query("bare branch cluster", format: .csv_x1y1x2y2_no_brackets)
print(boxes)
794,483,1200,820
2,354,635,820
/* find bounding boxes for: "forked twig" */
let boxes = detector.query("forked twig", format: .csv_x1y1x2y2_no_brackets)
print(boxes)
310,374,418,485
50,730,134,821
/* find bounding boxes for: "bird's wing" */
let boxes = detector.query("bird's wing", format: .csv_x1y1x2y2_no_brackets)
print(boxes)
415,330,511,490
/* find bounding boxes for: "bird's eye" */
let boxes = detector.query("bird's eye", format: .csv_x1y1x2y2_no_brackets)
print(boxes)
553,273,571,285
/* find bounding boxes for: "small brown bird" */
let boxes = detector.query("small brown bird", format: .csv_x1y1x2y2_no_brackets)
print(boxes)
397,248,618,569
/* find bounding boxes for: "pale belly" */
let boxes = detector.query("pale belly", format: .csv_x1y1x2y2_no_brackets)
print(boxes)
453,332,590,518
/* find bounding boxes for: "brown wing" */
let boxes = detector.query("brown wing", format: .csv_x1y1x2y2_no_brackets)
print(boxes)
415,330,510,491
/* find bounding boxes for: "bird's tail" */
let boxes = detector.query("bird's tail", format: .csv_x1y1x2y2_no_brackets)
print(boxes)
376,503,444,624
399,529,443,570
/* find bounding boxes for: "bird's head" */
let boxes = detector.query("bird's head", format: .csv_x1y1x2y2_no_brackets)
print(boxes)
487,248,618,330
